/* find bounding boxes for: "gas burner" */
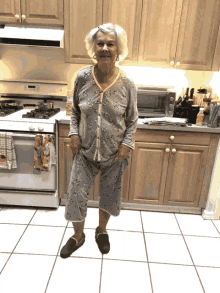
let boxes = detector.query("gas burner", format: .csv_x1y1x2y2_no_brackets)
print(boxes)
22,108,60,119
0,105,23,117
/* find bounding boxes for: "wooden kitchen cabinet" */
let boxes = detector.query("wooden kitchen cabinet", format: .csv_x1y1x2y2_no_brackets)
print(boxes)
64,0,142,64
163,144,209,206
102,0,142,64
129,141,171,205
64,0,103,64
138,0,220,71
58,125,94,204
129,129,218,209
0,0,63,26
58,124,219,211
138,0,182,69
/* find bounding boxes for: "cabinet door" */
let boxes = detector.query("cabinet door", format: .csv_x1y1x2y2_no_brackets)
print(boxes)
175,0,220,71
20,0,63,26
59,138,94,202
164,144,209,206
129,142,170,205
64,0,103,63
103,0,142,64
138,0,183,68
0,0,21,24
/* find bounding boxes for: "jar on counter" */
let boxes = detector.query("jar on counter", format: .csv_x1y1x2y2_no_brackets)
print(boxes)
196,108,204,126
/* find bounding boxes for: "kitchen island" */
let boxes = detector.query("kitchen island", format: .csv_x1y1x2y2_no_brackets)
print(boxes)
58,115,220,220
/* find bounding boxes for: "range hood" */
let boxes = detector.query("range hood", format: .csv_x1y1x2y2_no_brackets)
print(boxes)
0,25,64,48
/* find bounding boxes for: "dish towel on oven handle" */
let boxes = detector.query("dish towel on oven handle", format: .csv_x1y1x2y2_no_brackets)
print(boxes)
34,134,56,172
0,132,17,169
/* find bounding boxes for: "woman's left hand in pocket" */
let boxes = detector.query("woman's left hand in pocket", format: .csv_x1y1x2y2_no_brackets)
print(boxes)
116,144,131,161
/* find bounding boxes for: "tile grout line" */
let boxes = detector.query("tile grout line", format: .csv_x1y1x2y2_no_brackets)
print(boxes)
44,220,70,293
211,219,220,236
0,207,38,275
140,210,154,293
99,250,104,293
173,212,206,293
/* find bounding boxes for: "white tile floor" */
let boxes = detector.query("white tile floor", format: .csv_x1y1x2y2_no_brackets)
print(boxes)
0,205,220,293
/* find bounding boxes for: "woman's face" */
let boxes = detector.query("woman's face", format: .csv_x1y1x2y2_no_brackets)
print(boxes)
95,31,118,65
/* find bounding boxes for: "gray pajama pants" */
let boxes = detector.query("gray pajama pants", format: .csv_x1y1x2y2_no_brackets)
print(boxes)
65,149,130,222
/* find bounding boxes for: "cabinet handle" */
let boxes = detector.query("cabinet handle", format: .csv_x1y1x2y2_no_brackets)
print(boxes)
172,148,176,153
170,61,174,65
176,62,180,66
22,15,26,20
170,135,175,140
15,14,19,19
165,148,170,152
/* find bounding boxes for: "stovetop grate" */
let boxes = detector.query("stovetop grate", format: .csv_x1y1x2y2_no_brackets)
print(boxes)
0,106,23,117
22,108,60,119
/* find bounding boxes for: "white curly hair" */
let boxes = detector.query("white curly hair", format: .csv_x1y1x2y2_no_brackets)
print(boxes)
85,23,128,63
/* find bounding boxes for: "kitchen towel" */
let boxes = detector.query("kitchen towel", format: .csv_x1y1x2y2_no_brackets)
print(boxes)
0,132,17,169
34,134,56,172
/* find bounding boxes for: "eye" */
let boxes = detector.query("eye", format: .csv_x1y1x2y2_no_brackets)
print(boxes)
108,43,114,46
97,42,103,46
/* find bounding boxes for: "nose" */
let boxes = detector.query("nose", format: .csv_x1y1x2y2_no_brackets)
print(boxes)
102,44,108,51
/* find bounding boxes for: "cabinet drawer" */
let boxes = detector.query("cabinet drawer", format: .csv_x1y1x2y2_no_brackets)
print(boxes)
59,125,70,137
135,129,210,146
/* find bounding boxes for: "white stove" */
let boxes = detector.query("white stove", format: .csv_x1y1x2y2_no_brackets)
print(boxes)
0,80,68,209
0,108,66,132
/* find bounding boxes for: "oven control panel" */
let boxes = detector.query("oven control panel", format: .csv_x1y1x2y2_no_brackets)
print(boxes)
0,81,67,97
1,121,54,133
25,85,40,92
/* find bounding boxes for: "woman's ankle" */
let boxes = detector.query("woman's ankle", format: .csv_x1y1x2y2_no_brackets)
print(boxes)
74,232,83,241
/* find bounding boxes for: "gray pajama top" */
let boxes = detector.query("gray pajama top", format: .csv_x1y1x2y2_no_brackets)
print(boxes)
68,65,138,162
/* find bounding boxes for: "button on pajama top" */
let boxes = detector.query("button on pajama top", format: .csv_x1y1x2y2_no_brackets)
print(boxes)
65,65,138,222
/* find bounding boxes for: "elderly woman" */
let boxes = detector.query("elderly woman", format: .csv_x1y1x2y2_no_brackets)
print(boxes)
60,23,138,259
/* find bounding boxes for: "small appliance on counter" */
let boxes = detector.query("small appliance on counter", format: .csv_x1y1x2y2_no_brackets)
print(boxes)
137,86,176,118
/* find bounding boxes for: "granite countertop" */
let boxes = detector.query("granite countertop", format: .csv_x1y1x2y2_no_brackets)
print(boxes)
58,113,220,134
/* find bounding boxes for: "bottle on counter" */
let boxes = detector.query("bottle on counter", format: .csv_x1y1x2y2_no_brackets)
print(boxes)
196,108,204,126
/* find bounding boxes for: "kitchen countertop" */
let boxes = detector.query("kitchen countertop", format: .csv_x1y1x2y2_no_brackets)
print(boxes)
58,114,220,134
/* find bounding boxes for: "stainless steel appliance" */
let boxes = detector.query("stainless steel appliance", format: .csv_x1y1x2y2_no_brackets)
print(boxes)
0,80,67,208
137,87,176,118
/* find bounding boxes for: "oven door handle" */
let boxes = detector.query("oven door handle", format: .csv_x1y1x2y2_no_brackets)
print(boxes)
11,133,37,138
9,132,54,138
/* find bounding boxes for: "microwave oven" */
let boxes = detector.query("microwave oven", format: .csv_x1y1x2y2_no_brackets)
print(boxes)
137,87,176,118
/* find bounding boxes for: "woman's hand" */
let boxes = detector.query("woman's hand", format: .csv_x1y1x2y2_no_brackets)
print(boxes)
116,144,131,161
70,135,81,154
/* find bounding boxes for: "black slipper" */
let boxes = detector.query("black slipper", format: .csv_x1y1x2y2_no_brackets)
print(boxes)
95,227,110,254
60,232,85,259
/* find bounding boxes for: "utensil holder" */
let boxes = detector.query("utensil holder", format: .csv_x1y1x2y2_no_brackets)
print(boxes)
208,104,220,127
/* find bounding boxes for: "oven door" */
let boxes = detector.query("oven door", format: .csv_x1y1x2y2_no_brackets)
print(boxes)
0,131,59,208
